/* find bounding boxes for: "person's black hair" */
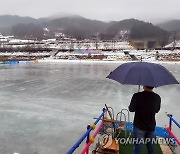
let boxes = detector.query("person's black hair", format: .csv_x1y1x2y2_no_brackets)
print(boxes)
146,86,154,89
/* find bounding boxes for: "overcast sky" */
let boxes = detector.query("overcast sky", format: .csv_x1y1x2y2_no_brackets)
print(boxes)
1,0,180,23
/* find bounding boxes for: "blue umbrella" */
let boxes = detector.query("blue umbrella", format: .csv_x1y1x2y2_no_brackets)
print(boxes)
106,62,179,87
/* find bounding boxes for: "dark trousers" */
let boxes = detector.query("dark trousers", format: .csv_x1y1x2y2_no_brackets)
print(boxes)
133,126,155,154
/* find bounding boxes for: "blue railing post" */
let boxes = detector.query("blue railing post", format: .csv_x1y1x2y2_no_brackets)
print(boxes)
169,114,172,131
166,112,180,145
86,125,90,154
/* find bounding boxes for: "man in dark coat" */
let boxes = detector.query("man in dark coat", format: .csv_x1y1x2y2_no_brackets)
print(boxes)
129,86,161,154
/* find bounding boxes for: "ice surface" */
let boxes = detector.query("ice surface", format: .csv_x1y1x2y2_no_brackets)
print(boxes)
0,62,179,153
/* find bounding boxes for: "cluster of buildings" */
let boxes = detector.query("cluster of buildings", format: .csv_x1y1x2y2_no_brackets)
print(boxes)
1,32,180,51
0,33,134,51
0,33,180,62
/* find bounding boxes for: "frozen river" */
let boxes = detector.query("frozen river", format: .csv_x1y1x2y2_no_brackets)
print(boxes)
0,61,179,154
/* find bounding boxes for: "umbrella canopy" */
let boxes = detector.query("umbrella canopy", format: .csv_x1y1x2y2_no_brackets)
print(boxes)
106,62,179,87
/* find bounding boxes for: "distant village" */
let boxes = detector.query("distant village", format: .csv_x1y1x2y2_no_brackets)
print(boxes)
0,32,180,62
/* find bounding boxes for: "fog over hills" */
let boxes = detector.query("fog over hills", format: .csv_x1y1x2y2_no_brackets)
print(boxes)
157,20,180,32
0,15,37,27
0,14,172,41
46,12,82,20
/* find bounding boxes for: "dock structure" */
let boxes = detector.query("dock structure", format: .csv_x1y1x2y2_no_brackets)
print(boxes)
159,138,173,154
67,106,180,154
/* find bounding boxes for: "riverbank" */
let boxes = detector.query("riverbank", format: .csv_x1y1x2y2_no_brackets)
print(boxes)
38,58,180,65
1,49,180,63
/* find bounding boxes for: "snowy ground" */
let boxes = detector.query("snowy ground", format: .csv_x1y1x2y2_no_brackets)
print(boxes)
1,49,180,62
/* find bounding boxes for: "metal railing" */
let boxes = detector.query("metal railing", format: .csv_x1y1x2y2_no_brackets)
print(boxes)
166,112,180,145
67,108,106,154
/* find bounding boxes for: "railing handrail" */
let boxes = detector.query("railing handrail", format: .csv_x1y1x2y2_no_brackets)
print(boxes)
67,108,106,154
166,112,180,145
81,122,104,154
166,126,180,145
166,113,180,128
166,112,180,128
